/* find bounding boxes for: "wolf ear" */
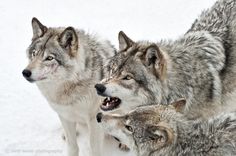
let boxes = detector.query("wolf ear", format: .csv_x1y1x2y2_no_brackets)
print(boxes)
31,17,47,40
145,44,167,81
59,27,78,56
171,98,186,113
118,31,134,51
146,124,173,145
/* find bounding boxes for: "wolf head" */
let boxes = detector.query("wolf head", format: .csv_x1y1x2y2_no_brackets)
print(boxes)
95,31,168,113
22,18,80,83
96,99,186,156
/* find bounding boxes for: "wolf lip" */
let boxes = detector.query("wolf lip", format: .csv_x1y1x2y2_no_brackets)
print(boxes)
25,77,35,83
100,97,121,111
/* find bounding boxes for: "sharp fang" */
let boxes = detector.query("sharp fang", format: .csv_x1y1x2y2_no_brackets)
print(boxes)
108,97,110,101
106,103,109,107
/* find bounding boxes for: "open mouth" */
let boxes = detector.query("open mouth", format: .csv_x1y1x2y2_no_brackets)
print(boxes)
100,97,121,111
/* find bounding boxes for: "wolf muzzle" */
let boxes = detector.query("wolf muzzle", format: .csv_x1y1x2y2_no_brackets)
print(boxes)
96,112,103,123
95,84,106,96
22,69,34,82
22,69,32,78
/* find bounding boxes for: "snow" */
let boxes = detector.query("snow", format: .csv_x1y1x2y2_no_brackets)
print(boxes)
0,0,216,156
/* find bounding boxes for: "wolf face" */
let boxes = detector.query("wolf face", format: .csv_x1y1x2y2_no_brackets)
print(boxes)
95,31,168,114
22,18,80,83
97,99,186,156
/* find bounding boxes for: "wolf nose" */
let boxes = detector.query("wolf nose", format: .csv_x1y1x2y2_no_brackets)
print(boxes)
96,112,103,123
22,69,32,78
95,84,106,94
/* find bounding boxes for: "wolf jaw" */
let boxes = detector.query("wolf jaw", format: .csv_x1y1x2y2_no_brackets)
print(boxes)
101,97,121,111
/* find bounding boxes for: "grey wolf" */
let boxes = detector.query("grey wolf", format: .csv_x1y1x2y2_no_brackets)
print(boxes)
22,17,116,156
95,0,236,119
97,99,236,156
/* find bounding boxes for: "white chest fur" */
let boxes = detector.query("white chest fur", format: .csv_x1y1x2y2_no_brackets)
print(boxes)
37,81,101,124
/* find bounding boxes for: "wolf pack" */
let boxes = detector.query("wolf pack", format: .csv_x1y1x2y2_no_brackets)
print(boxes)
22,0,236,156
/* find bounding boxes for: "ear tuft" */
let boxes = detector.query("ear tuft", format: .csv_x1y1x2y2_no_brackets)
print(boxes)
146,124,173,145
171,98,186,113
146,45,160,66
59,27,78,56
145,44,167,80
118,31,134,51
31,17,47,40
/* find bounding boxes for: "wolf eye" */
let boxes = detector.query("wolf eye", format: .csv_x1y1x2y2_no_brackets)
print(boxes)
45,56,54,61
123,75,133,80
32,50,37,57
125,125,133,132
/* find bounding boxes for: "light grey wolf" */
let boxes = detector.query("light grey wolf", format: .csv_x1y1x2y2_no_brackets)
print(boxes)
97,99,236,156
95,0,236,119
22,17,116,156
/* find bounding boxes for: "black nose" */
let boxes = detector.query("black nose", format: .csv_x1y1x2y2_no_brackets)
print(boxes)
95,84,106,94
22,69,32,78
96,112,103,123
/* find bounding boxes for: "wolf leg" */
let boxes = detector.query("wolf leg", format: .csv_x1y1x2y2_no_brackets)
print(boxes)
88,118,104,156
59,116,79,156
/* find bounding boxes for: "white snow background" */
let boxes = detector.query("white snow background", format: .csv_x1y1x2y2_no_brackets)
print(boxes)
0,0,217,156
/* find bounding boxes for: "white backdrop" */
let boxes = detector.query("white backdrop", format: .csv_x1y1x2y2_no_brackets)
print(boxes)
0,0,216,155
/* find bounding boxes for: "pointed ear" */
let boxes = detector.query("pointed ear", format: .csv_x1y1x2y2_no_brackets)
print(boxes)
145,44,167,81
171,98,186,113
118,31,134,51
31,17,47,40
146,124,173,145
59,27,78,56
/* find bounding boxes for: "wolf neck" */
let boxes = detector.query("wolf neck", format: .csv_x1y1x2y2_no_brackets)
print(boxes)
151,118,215,156
172,121,221,155
159,28,225,119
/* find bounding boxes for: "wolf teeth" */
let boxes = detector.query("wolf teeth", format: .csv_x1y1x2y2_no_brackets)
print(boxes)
108,97,110,101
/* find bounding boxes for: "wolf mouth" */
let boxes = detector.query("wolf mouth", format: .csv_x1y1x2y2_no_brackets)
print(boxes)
25,77,36,83
101,97,121,111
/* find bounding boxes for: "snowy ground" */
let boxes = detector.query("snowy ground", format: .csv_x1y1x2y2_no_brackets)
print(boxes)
0,0,216,156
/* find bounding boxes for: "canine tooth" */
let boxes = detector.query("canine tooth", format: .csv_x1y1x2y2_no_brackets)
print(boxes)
108,97,110,101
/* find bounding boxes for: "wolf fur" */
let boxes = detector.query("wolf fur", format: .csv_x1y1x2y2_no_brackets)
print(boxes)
22,18,116,156
96,0,236,119
97,99,236,156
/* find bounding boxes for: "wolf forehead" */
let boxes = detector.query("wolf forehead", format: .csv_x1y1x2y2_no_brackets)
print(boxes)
27,28,67,57
105,41,156,74
126,105,171,123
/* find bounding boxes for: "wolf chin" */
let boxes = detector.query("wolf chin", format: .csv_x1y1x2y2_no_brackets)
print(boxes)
97,99,236,156
22,18,116,156
95,0,236,119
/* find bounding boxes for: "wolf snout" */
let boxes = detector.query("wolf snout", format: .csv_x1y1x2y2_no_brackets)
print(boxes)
22,69,32,78
95,84,106,95
96,112,103,123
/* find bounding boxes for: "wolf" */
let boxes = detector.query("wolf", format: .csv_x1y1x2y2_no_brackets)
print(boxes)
95,0,236,119
97,99,236,156
22,18,116,156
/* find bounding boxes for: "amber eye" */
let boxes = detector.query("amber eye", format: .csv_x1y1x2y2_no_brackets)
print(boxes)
123,75,132,80
45,56,54,61
125,125,133,132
